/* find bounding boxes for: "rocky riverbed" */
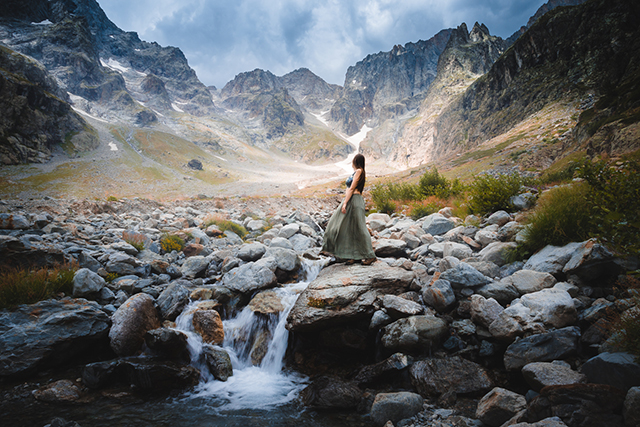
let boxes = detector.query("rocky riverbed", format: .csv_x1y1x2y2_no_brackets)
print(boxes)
1,194,639,427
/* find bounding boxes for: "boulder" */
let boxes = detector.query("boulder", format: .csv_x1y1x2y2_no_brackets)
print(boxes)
504,327,581,371
118,357,200,391
439,262,491,288
520,289,577,328
278,223,300,239
381,315,448,353
182,243,205,257
33,379,82,403
476,387,527,427
264,247,300,272
223,262,277,293
290,234,313,252
354,353,413,387
237,242,267,262
370,392,424,427
476,280,520,306
523,242,584,276
410,356,493,396
72,268,106,297
504,270,557,296
624,387,640,427
144,328,190,361
562,239,622,286
286,263,414,331
443,242,473,259
522,361,587,391
486,211,511,226
580,352,640,392
156,282,190,321
375,239,408,258
0,213,30,229
379,294,424,319
180,255,210,278
202,345,233,381
249,290,285,315
422,213,456,236
269,236,294,250
479,242,518,266
0,298,110,377
109,293,161,357
300,376,362,409
422,279,456,312
192,309,225,345
470,295,504,329
475,229,500,247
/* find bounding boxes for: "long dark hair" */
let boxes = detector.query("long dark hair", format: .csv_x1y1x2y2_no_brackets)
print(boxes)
352,153,366,193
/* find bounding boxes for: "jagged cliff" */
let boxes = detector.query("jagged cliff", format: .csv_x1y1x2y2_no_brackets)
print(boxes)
330,29,452,136
361,23,505,169
0,45,97,165
430,0,640,162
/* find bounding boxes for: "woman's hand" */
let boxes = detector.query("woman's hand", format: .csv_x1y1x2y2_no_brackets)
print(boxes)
341,204,347,214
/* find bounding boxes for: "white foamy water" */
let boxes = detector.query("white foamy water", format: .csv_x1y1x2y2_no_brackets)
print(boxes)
174,259,325,411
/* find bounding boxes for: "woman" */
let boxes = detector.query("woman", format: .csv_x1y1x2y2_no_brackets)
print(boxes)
321,153,376,265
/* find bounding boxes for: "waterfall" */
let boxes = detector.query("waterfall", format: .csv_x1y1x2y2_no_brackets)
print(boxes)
174,258,326,411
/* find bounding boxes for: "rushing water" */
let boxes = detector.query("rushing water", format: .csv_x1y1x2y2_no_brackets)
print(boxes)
1,258,370,427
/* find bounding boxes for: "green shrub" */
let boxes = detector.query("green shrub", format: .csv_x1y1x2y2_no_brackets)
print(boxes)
519,182,593,256
539,161,580,184
203,217,247,239
577,159,640,255
419,168,449,197
106,196,118,202
0,263,77,309
608,275,640,360
408,200,442,220
160,233,185,253
467,173,523,215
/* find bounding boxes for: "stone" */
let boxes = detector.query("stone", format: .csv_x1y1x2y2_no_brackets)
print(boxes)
278,223,300,239
109,241,139,255
269,236,294,250
180,255,210,278
522,362,587,391
246,219,266,231
380,294,424,319
520,289,577,328
237,242,267,261
188,159,203,170
422,279,456,312
476,387,527,427
562,239,622,286
503,327,581,371
183,243,205,257
0,213,29,229
422,213,456,236
375,239,409,258
0,298,110,376
354,353,413,386
523,242,584,276
301,376,362,409
192,309,224,345
624,387,640,427
489,311,524,342
410,356,493,396
439,262,491,288
223,262,277,293
72,268,106,297
486,211,511,227
439,256,461,272
510,417,568,427
289,234,313,252
33,379,81,403
370,392,424,427
498,221,523,242
475,229,499,247
118,357,199,391
287,263,414,331
470,295,504,329
443,242,473,259
466,261,501,278
479,242,518,266
144,328,190,361
202,345,233,381
249,290,285,315
580,352,640,392
381,315,449,353
504,270,557,296
109,293,161,357
370,310,393,330
265,247,300,272
157,282,190,321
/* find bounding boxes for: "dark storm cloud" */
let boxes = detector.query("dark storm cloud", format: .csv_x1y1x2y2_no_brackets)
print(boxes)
98,0,547,88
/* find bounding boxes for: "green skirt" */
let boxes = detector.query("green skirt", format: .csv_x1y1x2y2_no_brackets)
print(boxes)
321,194,375,260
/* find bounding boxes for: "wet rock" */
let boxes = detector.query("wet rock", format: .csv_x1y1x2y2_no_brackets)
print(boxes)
119,357,200,391
72,268,106,297
524,383,626,427
192,308,225,345
504,327,581,371
301,376,362,409
223,262,277,293
109,293,161,357
144,328,190,361
157,282,190,321
522,362,587,391
250,329,271,365
509,417,569,427
286,263,414,332
580,352,640,392
380,294,424,319
381,315,448,353
370,310,393,330
354,353,413,387
249,290,285,315
46,418,82,427
0,298,110,376
410,356,493,396
370,391,424,427
476,387,527,427
33,379,82,403
202,345,233,381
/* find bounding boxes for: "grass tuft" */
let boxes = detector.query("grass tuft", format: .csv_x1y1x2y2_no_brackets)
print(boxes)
0,262,78,310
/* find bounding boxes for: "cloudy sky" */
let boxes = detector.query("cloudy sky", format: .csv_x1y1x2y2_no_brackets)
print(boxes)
98,0,547,89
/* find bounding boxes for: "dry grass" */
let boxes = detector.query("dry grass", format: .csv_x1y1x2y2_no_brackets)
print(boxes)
0,262,78,309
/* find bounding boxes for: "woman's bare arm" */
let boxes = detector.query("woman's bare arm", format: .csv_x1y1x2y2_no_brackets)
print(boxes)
341,168,362,214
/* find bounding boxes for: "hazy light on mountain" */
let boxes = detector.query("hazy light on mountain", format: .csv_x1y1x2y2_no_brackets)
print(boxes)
98,0,547,88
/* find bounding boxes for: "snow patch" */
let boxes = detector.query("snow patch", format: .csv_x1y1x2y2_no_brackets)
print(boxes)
108,142,118,151
32,20,52,25
311,111,330,126
171,103,184,113
214,155,227,162
335,124,372,174
100,58,131,74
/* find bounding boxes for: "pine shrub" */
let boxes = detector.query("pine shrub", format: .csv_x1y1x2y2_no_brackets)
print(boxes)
467,173,523,214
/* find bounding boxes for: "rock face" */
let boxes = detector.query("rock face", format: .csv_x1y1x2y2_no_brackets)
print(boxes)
410,356,493,396
0,45,97,165
0,298,110,376
109,293,161,357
